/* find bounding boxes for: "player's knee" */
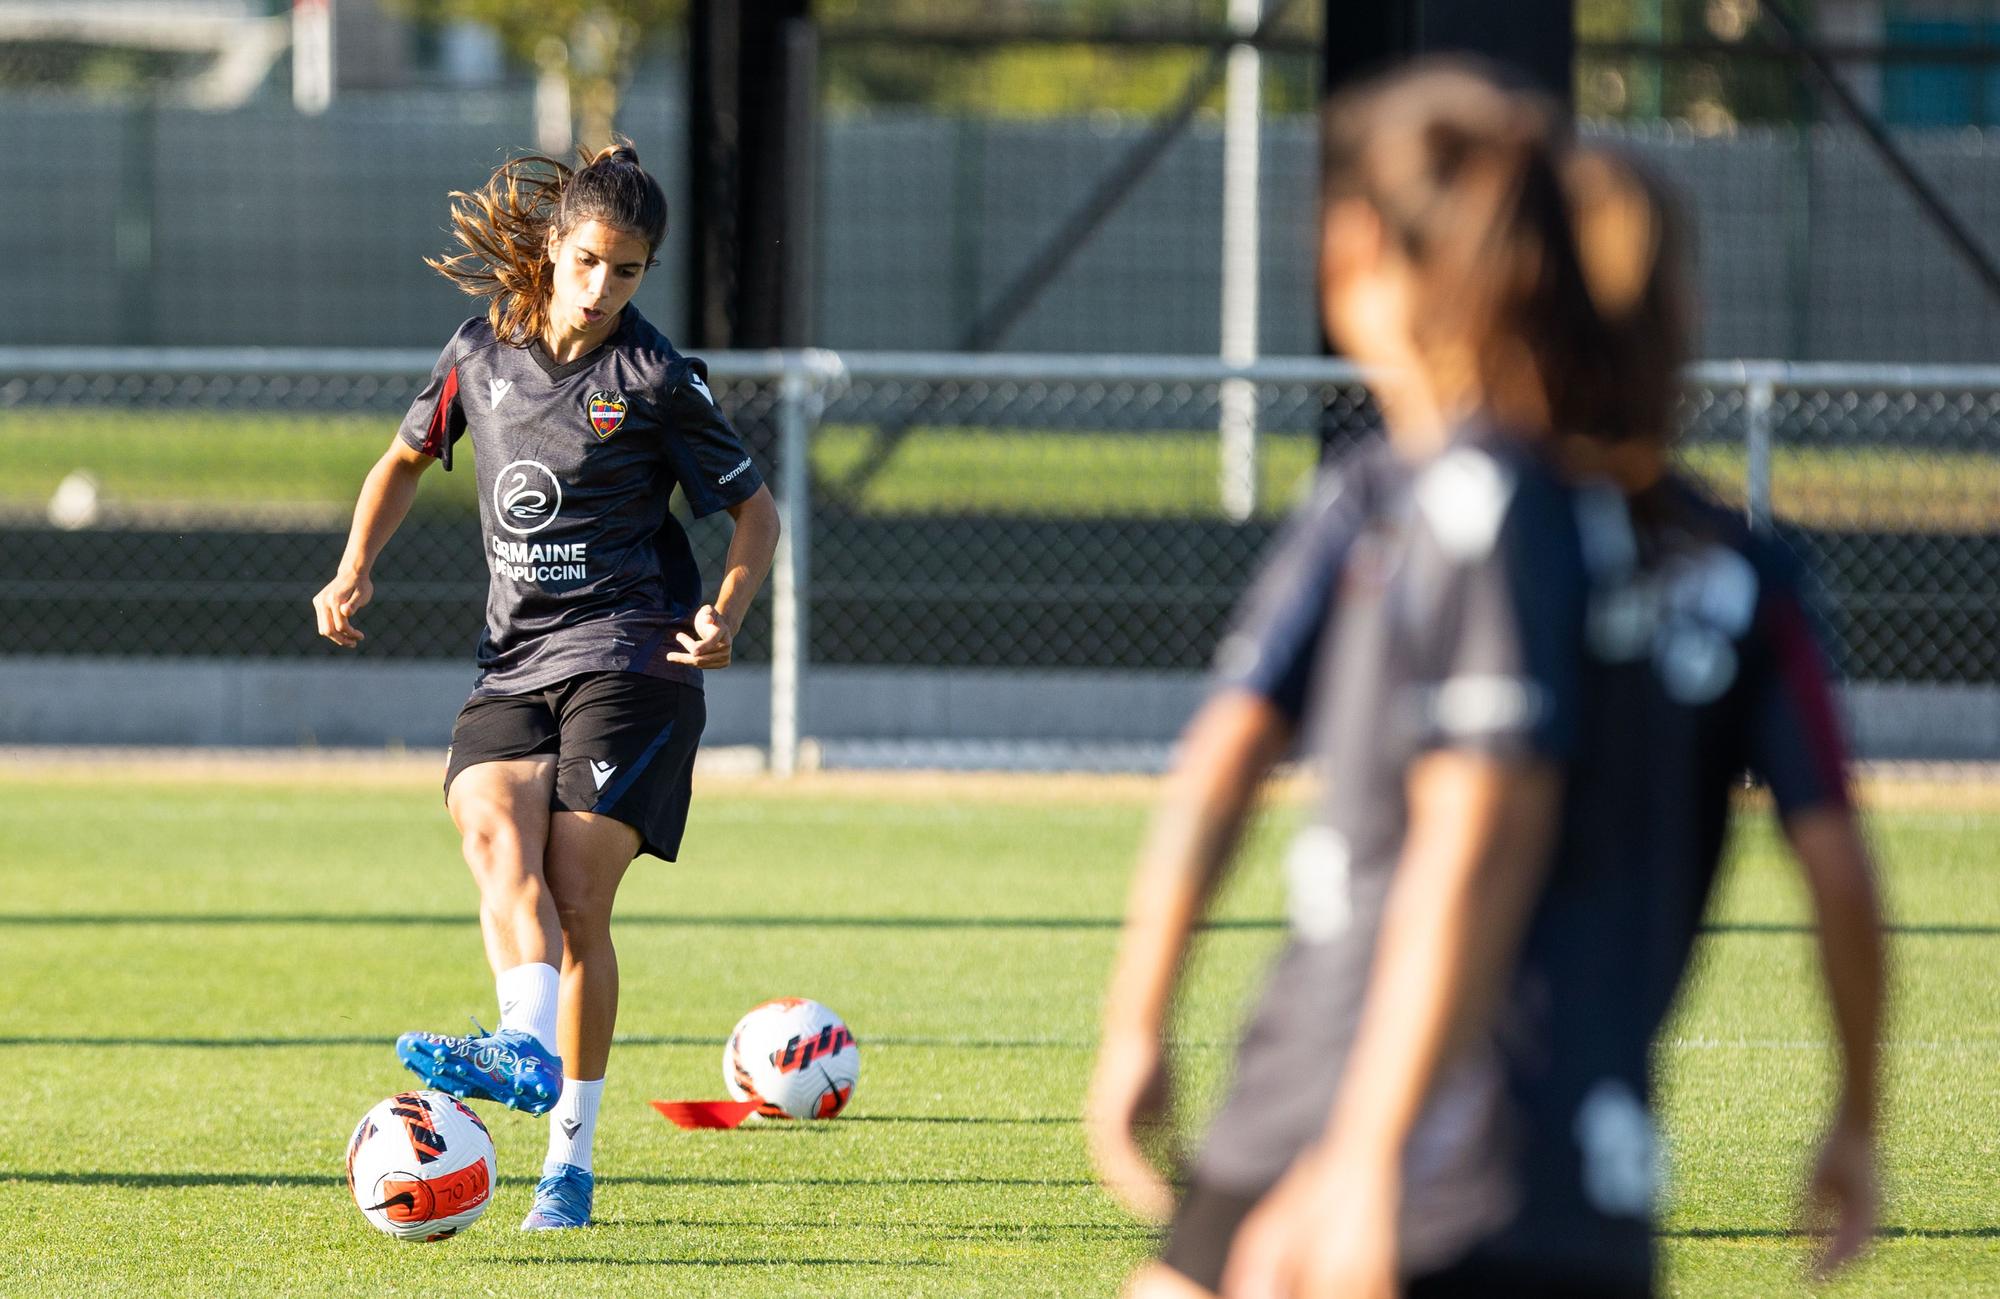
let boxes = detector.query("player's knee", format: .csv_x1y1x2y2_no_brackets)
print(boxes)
549,879,615,941
458,806,527,868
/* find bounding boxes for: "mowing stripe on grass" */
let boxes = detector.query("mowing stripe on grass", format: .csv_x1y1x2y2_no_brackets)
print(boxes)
5,912,1994,935
0,1033,1233,1051
0,911,1274,931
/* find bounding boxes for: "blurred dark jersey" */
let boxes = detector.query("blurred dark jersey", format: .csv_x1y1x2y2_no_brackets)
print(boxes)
396,308,764,696
1476,476,1849,1288
1205,439,1850,1287
1199,426,1592,1271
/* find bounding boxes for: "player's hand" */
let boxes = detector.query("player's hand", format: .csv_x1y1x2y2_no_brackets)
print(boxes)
312,570,373,648
1803,1118,1878,1280
668,604,734,668
1222,1146,1399,1299
1085,1030,1175,1222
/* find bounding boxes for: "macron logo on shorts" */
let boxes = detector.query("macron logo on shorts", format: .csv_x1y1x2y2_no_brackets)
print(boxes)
719,457,753,485
590,760,618,791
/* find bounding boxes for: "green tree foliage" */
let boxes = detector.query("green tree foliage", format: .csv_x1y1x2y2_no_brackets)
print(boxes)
389,0,685,146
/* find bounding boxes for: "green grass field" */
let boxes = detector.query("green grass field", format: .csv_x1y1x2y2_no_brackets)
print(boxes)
7,410,1996,528
1,772,1995,1297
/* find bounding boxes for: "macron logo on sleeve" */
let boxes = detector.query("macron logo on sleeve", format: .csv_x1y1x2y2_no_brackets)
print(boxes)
488,378,512,409
719,457,753,485
688,373,715,405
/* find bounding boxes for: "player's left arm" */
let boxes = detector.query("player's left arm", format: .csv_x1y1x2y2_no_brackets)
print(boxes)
1748,575,1884,1278
671,483,779,669
661,358,781,670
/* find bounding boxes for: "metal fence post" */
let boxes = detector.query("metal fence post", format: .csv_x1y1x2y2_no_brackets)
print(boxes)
1744,365,1776,532
769,354,816,777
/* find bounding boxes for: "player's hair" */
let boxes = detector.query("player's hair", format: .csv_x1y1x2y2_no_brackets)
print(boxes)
1320,61,1677,481
426,140,669,347
1559,145,1693,493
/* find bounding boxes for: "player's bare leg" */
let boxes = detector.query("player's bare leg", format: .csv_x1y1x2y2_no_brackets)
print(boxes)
544,810,639,1079
447,757,561,973
522,808,639,1230
394,757,566,1114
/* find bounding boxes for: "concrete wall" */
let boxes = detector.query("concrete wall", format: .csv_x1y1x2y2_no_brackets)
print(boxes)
0,659,1982,763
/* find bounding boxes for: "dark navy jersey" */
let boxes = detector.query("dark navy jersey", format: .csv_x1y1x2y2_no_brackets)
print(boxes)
396,308,765,696
1196,440,1850,1284
1478,474,1850,1288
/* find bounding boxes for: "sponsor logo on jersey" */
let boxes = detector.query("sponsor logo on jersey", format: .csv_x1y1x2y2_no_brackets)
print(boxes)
719,456,754,485
491,537,588,582
487,378,512,410
589,760,618,790
494,459,562,536
687,372,715,405
587,390,628,439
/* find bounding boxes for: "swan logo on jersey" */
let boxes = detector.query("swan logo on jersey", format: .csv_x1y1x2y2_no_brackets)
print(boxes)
494,459,562,536
587,390,628,439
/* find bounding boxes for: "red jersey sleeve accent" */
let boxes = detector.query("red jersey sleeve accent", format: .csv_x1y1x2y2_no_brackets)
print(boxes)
420,364,462,466
1760,589,1853,813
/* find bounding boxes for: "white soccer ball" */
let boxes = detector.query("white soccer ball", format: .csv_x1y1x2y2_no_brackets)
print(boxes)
345,1090,496,1241
723,997,861,1120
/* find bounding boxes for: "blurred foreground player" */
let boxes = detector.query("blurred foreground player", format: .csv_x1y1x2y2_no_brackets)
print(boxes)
311,142,780,1230
1224,143,1884,1299
1087,65,1884,1299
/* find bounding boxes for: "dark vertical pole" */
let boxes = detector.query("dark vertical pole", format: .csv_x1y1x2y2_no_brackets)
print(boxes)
686,0,813,348
1320,1,1574,106
778,18,818,347
686,0,738,348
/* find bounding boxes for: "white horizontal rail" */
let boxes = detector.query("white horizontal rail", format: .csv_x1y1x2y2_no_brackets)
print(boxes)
9,348,2000,393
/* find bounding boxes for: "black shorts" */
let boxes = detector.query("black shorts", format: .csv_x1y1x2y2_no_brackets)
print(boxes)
443,672,706,862
1158,1182,1651,1299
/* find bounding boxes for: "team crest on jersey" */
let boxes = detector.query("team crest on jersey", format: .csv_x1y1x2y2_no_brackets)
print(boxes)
587,390,628,439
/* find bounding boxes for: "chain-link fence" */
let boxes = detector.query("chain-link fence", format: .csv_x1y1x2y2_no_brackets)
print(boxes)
4,349,1999,761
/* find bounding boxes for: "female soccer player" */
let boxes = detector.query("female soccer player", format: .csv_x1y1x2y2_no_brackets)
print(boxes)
1087,65,1883,1299
312,142,780,1232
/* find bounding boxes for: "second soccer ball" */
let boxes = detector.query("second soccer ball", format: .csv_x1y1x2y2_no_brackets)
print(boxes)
723,997,861,1120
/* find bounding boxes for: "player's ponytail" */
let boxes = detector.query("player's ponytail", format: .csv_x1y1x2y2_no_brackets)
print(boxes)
1559,146,1692,496
426,138,669,347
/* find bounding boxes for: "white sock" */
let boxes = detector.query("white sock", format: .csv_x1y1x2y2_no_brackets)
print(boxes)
494,962,560,1056
546,1077,605,1172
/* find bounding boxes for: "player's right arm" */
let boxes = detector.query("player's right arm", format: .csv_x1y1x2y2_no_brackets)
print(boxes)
1088,689,1292,1222
1088,467,1366,1222
313,437,435,648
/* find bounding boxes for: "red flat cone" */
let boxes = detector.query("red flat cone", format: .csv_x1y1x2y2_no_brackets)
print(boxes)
650,1099,761,1129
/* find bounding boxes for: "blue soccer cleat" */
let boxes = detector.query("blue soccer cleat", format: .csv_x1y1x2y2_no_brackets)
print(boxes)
395,1019,563,1116
519,1162,594,1231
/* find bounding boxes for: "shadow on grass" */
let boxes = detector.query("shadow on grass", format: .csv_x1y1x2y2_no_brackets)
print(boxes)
1701,921,2000,937
0,1034,1180,1052
7,912,1994,936
0,1170,1100,1190
1664,1225,2000,1240
502,1256,948,1268
0,912,1194,931
613,1217,1153,1240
